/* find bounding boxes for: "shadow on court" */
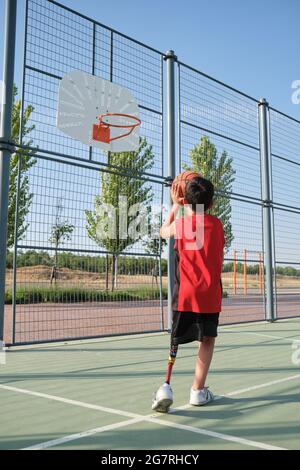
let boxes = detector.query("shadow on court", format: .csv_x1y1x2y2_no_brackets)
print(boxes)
1,319,300,450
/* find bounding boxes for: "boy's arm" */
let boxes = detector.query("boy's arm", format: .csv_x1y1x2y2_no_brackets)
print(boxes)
160,203,180,239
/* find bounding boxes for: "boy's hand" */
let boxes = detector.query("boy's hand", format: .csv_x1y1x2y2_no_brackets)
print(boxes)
171,182,187,206
171,201,180,213
160,203,179,239
171,185,180,204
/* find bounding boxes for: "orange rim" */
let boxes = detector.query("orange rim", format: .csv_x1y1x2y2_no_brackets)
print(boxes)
98,113,141,129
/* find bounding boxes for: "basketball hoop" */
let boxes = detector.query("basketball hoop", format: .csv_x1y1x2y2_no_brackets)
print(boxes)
58,72,141,151
92,113,141,144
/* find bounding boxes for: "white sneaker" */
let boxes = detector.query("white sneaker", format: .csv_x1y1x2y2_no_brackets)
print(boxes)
189,386,214,406
152,383,173,413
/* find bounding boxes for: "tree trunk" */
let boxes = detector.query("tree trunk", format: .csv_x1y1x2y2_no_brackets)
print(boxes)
114,255,118,290
105,254,109,291
50,248,58,285
151,258,159,288
111,254,115,292
54,247,58,285
50,265,56,285
155,256,159,287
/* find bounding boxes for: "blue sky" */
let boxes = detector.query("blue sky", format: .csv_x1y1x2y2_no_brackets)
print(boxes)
1,0,300,117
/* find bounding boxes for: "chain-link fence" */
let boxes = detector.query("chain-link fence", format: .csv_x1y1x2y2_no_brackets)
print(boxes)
178,62,266,324
2,0,300,344
269,108,300,320
5,0,166,344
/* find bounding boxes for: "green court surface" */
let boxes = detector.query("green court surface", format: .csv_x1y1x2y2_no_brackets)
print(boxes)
1,318,300,450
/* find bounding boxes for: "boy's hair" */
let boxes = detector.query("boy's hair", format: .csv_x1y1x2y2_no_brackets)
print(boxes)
185,176,214,212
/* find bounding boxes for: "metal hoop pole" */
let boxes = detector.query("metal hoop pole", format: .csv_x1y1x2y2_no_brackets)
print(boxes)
164,50,177,331
0,0,17,342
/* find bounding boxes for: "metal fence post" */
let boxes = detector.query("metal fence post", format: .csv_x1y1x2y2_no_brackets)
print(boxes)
258,98,275,321
164,50,177,330
0,0,17,341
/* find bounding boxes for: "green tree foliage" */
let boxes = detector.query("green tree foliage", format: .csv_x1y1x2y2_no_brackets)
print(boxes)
8,85,36,248
143,212,167,286
85,138,155,290
6,250,51,269
185,135,236,253
277,266,297,277
8,251,168,276
10,250,300,279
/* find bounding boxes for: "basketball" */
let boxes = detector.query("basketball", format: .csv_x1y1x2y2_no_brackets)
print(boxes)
171,170,201,205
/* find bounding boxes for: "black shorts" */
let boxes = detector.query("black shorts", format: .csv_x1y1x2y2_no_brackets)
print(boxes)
171,311,220,345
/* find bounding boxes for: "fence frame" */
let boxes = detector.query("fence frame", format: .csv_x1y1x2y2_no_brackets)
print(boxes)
0,0,17,343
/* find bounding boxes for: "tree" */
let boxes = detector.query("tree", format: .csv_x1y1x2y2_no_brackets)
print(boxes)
7,85,36,249
49,198,74,284
143,212,167,287
185,135,236,252
85,138,154,291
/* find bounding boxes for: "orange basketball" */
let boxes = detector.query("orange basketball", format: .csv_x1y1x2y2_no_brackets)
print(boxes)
171,170,201,205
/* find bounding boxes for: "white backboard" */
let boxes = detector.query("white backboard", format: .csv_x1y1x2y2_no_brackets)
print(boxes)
57,71,140,152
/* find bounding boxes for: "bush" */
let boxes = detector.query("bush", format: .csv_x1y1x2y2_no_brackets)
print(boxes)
8,250,300,278
5,286,168,304
5,286,227,304
6,250,169,276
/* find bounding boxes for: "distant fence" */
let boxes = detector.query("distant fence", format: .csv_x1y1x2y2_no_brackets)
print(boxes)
2,0,300,344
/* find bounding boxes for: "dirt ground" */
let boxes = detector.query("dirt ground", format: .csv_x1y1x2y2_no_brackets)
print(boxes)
5,266,300,291
4,266,299,345
5,266,167,289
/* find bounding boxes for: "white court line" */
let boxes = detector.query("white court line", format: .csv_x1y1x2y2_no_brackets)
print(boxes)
224,373,300,397
22,409,285,451
146,417,284,450
2,373,298,451
3,328,300,451
0,384,138,419
224,330,299,343
171,373,300,412
23,417,144,450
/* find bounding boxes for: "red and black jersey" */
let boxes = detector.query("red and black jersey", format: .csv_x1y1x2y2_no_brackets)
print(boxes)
172,213,225,313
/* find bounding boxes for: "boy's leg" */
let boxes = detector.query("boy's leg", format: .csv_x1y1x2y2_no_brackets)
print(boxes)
165,342,178,384
192,336,215,390
152,341,178,412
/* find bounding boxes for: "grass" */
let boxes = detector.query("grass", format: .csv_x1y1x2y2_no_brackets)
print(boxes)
5,286,168,304
5,286,228,304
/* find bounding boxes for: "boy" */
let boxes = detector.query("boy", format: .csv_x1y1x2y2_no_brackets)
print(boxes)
152,176,225,412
